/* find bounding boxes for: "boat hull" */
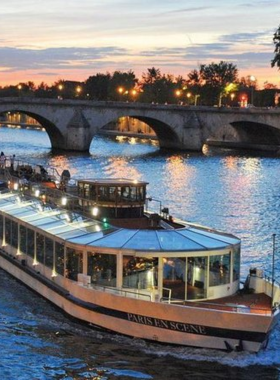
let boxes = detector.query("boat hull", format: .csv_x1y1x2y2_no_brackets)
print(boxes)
0,250,277,353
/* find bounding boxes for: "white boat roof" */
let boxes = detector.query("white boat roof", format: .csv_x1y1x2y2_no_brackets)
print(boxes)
0,191,240,253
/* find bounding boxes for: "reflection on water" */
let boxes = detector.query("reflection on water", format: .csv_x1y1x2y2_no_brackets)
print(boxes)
1,126,280,378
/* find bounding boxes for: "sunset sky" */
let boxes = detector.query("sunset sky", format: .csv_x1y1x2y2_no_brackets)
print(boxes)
0,0,280,88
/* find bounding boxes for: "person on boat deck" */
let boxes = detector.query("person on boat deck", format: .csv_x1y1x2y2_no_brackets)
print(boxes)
0,152,6,169
39,165,48,180
10,154,15,172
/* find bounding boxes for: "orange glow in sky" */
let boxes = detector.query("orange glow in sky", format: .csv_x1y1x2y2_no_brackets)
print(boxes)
0,1,280,88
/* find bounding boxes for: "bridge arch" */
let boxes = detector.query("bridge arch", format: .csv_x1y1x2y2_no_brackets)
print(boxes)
97,115,180,150
0,109,65,149
230,121,280,145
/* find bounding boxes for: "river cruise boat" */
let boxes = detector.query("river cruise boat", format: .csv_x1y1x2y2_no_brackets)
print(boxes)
0,167,279,352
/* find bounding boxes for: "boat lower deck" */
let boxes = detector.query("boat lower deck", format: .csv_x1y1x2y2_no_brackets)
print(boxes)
184,292,272,315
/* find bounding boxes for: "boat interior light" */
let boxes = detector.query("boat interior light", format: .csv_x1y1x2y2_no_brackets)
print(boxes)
37,203,44,212
61,197,67,206
35,189,40,197
65,213,72,223
13,182,19,190
92,206,99,217
51,270,57,278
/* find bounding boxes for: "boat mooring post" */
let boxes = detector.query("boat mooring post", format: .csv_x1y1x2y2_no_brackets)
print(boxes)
271,233,276,308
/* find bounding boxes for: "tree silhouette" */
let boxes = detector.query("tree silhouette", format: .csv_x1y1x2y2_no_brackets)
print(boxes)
272,25,280,69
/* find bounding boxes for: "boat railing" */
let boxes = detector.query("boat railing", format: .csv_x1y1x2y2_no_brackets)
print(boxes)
89,284,152,301
0,157,61,184
264,274,280,287
160,298,273,315
4,171,100,219
162,287,172,303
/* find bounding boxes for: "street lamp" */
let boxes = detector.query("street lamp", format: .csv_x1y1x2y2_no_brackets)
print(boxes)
194,94,200,106
250,75,256,106
17,84,22,97
175,90,182,104
76,86,82,96
58,84,63,99
131,89,137,102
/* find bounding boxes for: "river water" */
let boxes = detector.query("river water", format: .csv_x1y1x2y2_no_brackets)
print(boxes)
0,126,280,379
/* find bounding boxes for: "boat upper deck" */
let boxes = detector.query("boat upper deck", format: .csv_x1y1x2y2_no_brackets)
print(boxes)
0,190,240,253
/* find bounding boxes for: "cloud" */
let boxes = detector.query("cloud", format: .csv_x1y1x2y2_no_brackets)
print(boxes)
159,6,213,15
0,46,129,72
220,32,270,43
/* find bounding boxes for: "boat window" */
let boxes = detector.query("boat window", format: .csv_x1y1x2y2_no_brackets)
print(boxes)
11,220,18,249
138,186,145,201
55,242,64,276
0,214,3,242
233,246,240,281
162,257,208,301
78,183,90,199
5,218,11,245
45,237,54,269
108,187,116,201
27,228,34,258
20,225,27,254
87,252,116,287
163,257,186,300
89,185,97,200
121,186,130,200
130,187,137,201
123,256,158,289
209,253,231,286
187,257,207,300
36,233,45,264
98,186,108,201
65,247,83,281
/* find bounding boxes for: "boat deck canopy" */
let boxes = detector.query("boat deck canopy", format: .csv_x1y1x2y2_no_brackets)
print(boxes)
0,191,240,253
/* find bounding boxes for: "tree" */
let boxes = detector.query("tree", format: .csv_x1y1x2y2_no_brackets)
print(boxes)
140,70,183,104
142,67,161,84
272,25,280,69
85,73,111,100
186,69,203,104
34,82,51,98
200,61,238,106
263,82,277,90
108,70,138,101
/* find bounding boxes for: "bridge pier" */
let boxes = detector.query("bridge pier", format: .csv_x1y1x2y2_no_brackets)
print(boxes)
61,109,91,151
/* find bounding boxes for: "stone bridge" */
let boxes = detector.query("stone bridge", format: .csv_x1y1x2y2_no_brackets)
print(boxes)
0,97,280,152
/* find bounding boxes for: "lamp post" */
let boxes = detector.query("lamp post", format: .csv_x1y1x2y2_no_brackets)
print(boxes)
250,75,256,106
175,89,182,104
131,89,137,102
147,197,162,216
118,87,124,101
58,84,63,99
17,84,22,97
271,233,276,308
76,86,82,97
194,94,200,106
